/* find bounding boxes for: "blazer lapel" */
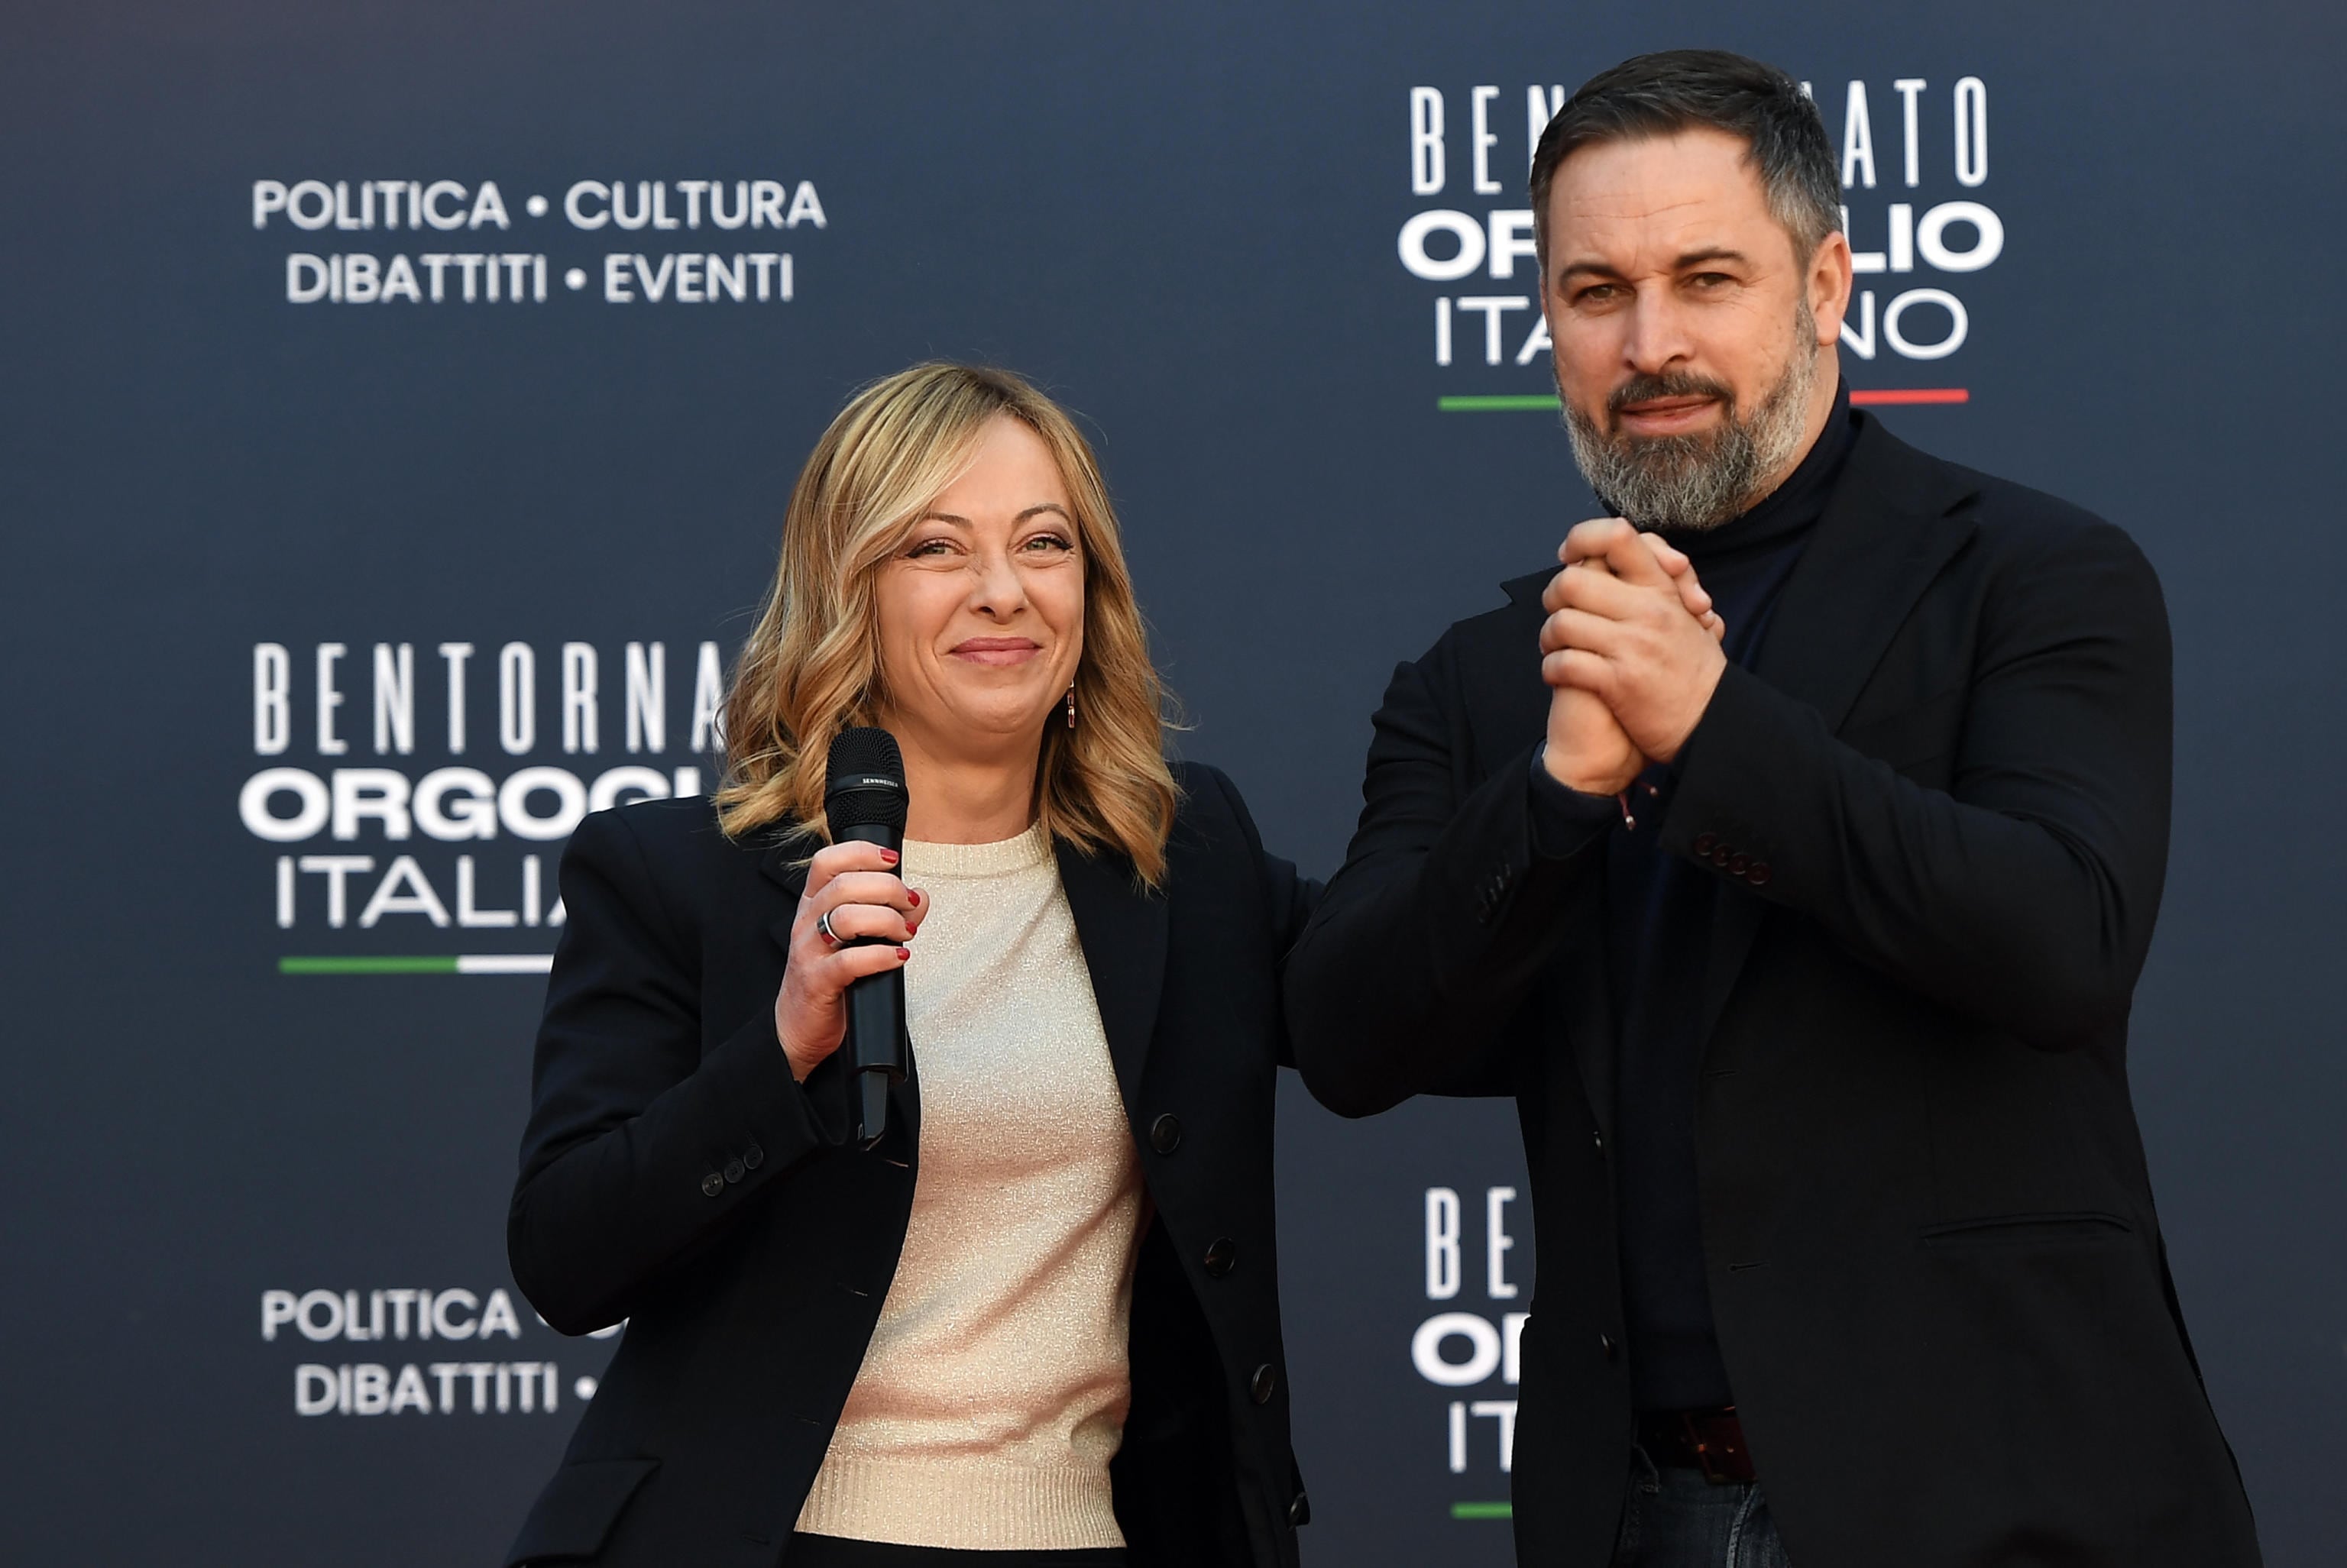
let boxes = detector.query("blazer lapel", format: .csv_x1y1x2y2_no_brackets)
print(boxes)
1743,416,1980,736
1054,837,1169,1110
1561,910,1619,1143
1487,578,1625,1140
758,830,812,948
1691,415,1980,1051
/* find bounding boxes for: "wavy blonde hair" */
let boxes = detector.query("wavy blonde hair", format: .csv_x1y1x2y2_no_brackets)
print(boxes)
717,363,1180,884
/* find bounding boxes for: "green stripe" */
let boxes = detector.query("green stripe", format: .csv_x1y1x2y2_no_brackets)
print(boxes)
1450,1502,1513,1520
278,955,460,975
1438,394,1559,412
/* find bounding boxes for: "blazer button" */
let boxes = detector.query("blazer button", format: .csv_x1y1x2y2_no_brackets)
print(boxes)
1592,1131,1605,1153
1692,832,1717,855
700,1172,725,1198
1747,862,1772,886
724,1158,746,1184
1599,1332,1617,1362
1203,1237,1237,1277
1150,1114,1183,1155
743,1141,764,1172
1288,1491,1311,1527
1727,852,1751,875
1251,1364,1277,1404
1710,844,1733,868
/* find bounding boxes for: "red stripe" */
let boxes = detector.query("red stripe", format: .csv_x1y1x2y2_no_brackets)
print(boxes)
1850,388,1969,406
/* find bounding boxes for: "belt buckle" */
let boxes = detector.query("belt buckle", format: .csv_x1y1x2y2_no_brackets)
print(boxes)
1682,1409,1756,1486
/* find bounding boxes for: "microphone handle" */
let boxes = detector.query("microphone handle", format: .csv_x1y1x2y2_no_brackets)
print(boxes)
835,821,908,1147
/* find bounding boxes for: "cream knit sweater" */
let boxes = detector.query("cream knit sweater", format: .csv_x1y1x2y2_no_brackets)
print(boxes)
795,824,1144,1550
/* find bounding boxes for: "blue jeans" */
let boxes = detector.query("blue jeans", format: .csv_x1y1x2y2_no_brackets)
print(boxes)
1611,1446,1792,1567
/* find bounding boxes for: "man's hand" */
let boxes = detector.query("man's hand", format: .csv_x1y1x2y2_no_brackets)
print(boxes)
1565,522,1724,635
1543,684,1643,797
1541,519,1730,764
1538,525,1721,794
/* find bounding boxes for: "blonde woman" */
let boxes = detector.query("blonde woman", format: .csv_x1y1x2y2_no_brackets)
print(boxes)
504,364,1313,1568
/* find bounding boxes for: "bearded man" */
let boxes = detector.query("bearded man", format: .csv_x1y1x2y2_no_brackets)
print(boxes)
1287,50,2260,1568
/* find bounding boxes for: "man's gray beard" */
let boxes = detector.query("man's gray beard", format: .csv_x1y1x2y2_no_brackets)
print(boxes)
1562,308,1820,532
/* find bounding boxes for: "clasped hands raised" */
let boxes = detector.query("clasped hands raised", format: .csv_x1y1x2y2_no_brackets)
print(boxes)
1539,519,1730,797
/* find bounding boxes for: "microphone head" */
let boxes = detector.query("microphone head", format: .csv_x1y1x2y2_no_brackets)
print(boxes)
824,726,908,836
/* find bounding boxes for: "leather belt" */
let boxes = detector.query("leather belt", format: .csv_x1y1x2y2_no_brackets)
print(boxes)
1636,1406,1757,1485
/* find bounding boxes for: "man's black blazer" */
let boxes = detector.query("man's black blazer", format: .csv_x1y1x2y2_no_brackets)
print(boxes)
1286,415,2260,1568
504,761,1312,1568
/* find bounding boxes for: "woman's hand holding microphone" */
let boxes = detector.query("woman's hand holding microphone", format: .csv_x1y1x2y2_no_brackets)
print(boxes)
775,842,925,1081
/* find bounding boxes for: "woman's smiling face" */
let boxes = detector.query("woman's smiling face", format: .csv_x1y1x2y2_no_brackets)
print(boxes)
872,412,1086,768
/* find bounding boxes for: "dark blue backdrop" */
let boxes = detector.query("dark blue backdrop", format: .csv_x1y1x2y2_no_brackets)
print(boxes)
3,2,2341,1563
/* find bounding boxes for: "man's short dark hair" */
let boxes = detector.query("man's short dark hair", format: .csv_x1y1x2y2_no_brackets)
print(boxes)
1530,50,1840,267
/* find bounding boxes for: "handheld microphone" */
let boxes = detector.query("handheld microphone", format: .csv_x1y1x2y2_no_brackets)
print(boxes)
822,726,910,1148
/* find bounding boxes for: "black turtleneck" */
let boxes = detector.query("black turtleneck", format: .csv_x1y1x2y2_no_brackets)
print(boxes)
1531,377,1855,1412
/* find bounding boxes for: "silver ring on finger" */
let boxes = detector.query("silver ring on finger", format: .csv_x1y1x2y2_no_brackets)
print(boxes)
816,909,840,944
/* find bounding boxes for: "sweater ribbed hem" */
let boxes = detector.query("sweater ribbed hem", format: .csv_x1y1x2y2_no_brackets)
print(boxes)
794,1453,1125,1550
900,823,1052,879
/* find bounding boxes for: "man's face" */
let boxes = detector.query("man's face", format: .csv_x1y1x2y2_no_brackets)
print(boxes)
1541,127,1845,528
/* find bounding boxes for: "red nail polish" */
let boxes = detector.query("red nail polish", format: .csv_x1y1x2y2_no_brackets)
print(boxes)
908,890,921,907
879,849,899,865
896,946,911,960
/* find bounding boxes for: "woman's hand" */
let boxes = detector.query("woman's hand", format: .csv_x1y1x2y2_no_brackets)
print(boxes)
774,842,925,1081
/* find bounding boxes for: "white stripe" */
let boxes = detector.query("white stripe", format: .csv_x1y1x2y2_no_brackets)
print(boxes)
455,954,554,975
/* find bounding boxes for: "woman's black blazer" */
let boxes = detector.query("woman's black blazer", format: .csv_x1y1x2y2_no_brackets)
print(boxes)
503,761,1313,1568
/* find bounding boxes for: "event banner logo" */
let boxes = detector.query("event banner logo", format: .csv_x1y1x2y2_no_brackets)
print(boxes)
1414,1183,1530,1521
249,178,825,305
257,1283,619,1420
240,638,725,974
1399,75,1998,411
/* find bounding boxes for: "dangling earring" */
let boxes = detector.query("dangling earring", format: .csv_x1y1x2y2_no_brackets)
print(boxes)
1065,684,1077,729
